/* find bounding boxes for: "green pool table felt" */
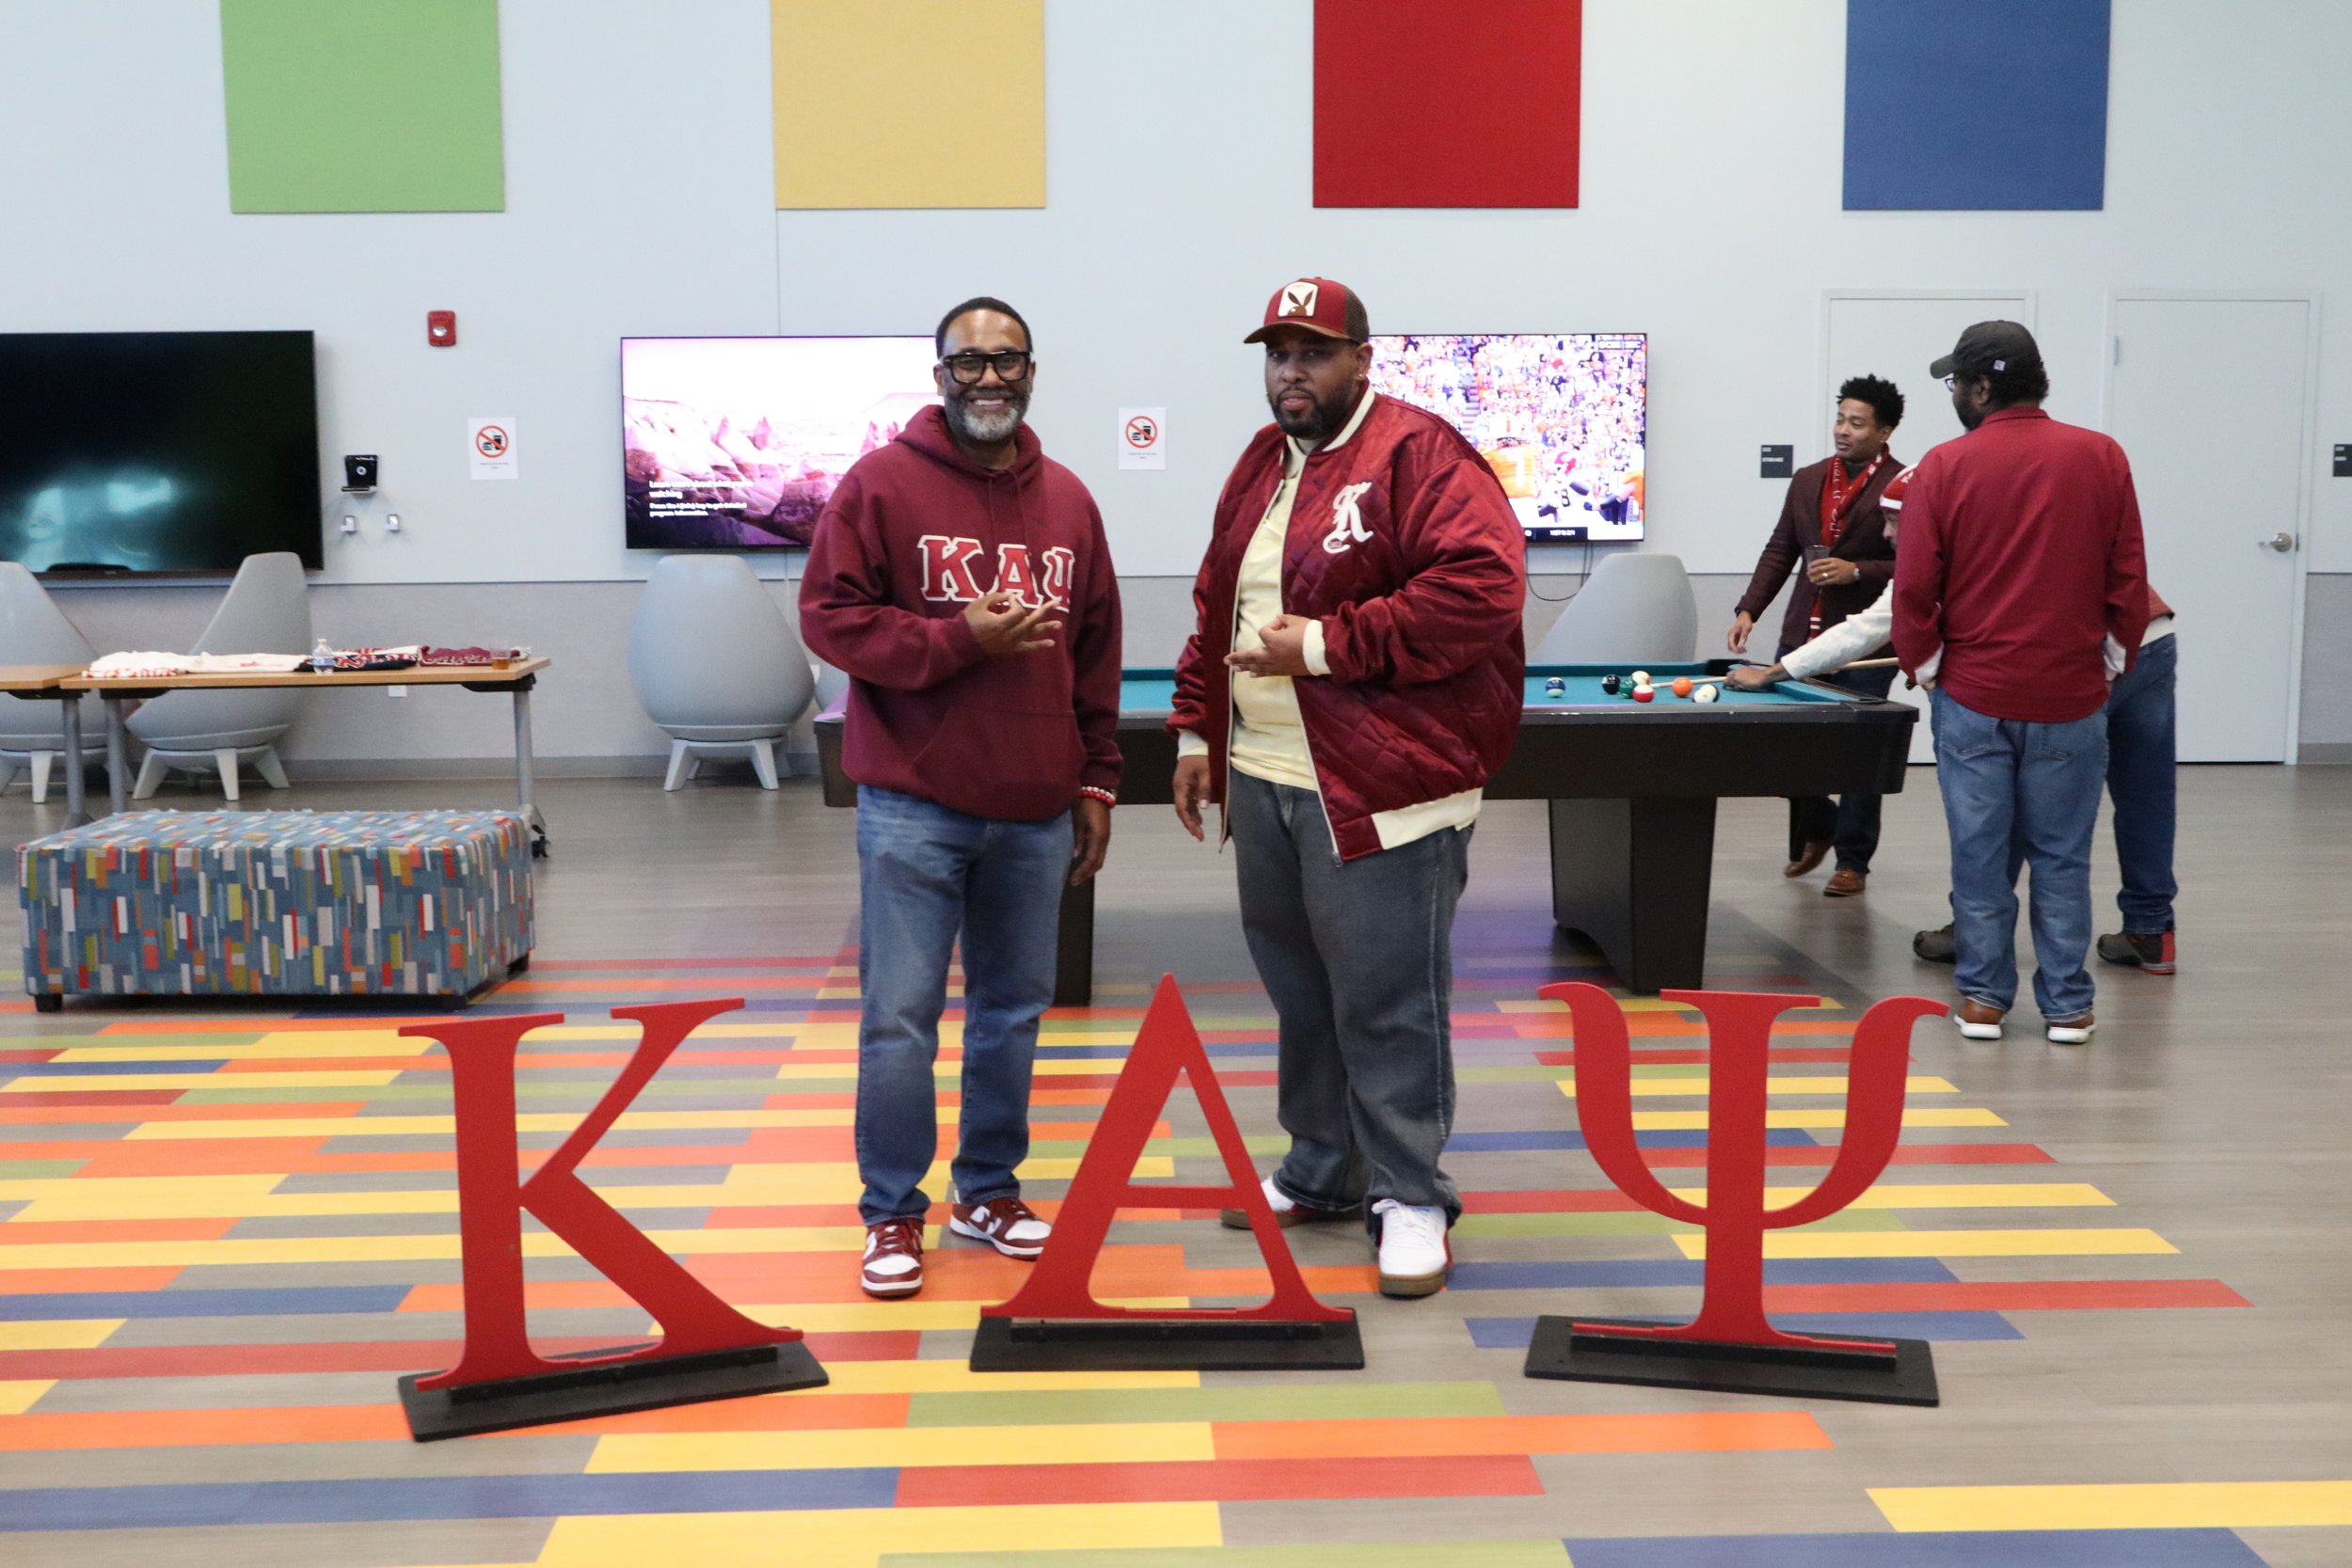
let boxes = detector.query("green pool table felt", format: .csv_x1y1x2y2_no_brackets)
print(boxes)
1116,663,1866,716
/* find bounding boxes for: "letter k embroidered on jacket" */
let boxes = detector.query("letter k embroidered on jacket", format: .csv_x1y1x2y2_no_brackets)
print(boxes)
1324,483,1375,553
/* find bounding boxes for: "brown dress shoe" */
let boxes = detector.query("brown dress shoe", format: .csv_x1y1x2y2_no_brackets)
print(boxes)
1219,1176,1360,1231
1822,868,1867,897
2044,1011,2096,1044
1783,840,1831,878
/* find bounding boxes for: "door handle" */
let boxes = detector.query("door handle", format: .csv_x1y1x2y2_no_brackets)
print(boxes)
2260,531,2295,552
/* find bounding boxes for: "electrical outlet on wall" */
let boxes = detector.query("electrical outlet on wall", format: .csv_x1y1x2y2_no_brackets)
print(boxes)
388,686,407,698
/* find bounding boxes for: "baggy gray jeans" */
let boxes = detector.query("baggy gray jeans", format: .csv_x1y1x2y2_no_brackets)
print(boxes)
1227,768,1470,1228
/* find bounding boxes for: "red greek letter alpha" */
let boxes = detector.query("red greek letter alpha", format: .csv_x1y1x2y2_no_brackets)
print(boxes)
988,976,1349,1325
993,543,1039,607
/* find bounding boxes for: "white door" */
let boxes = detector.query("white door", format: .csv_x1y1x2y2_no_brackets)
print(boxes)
2107,298,2309,762
1822,293,2033,761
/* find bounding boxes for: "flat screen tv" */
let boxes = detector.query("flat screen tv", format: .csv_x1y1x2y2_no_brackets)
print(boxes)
0,331,323,574
1368,333,1646,543
623,336,941,549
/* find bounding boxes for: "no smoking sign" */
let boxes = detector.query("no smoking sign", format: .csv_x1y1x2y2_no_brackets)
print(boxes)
1117,405,1167,471
468,416,517,481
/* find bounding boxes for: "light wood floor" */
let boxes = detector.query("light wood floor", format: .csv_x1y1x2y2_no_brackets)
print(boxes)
0,762,2345,1566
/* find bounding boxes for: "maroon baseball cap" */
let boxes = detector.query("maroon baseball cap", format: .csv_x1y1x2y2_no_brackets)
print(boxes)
1244,277,1369,344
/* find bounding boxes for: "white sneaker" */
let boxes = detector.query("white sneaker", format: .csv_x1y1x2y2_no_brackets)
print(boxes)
1371,1199,1451,1298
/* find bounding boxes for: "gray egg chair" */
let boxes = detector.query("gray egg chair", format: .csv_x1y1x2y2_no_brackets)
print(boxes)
126,552,311,801
0,562,104,802
628,555,815,789
1532,552,1699,666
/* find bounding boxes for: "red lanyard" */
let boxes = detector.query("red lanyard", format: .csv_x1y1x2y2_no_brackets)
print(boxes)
1809,451,1888,637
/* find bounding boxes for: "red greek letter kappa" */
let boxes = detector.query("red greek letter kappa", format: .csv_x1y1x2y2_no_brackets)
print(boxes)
403,999,799,1388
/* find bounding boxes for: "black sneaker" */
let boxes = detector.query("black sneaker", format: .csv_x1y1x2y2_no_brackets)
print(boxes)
2096,930,2175,974
1913,923,1956,964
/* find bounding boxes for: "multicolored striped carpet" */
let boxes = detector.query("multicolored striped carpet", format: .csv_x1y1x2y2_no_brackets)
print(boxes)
0,909,2325,1566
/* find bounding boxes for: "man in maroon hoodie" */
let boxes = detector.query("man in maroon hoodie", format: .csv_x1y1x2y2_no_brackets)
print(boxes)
800,297,1123,1299
1170,278,1526,1299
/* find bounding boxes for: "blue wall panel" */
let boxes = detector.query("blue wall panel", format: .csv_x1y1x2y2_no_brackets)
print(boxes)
1845,0,2110,210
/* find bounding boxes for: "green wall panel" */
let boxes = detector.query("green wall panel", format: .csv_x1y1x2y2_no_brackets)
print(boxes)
221,0,505,213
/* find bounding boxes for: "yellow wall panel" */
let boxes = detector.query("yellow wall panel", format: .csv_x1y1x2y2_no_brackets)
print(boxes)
771,0,1045,209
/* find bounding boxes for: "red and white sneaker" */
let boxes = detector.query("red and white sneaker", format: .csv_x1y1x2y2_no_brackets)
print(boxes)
949,1196,1051,1259
860,1218,924,1299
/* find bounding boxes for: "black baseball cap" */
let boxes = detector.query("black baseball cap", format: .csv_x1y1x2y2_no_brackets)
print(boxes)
1930,320,2042,379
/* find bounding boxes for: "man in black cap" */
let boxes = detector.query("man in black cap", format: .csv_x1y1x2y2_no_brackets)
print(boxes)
1888,322,2150,1046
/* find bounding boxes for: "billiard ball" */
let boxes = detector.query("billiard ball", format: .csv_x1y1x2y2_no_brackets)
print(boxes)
1671,676,1694,698
1632,686,1655,703
1693,684,1719,704
1600,674,1621,694
1630,669,1652,688
1544,676,1566,700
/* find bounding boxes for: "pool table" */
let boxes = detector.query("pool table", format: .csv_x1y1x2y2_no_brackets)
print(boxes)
815,660,1916,1003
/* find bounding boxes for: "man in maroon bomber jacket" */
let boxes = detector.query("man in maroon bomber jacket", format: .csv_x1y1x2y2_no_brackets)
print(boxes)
801,297,1122,1302
1169,277,1525,1299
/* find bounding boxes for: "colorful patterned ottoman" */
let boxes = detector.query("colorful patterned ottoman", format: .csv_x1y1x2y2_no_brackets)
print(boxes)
19,810,533,1010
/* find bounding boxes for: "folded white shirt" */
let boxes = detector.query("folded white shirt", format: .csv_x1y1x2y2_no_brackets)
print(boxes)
188,653,310,673
84,651,310,677
84,651,193,677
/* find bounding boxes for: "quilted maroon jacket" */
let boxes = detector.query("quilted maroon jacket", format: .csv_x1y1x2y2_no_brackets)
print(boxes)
1171,392,1526,862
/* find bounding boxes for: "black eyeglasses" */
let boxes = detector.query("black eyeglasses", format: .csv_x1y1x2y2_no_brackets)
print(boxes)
940,350,1033,385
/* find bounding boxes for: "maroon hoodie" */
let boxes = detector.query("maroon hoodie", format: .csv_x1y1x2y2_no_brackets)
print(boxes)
799,404,1122,821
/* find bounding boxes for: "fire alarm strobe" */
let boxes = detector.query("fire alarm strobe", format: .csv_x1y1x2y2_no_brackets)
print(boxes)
427,310,457,347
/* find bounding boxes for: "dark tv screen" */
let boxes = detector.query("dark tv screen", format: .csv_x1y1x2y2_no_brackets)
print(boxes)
0,331,323,574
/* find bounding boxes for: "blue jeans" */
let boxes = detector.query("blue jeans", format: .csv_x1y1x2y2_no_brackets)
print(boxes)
1780,649,1897,871
2105,633,2177,933
1931,689,2107,1020
853,785,1071,1225
1227,768,1470,1227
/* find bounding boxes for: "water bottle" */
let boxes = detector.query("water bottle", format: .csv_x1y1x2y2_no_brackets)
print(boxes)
310,637,335,674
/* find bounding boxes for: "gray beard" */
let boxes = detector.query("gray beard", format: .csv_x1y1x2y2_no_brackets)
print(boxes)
946,393,1027,446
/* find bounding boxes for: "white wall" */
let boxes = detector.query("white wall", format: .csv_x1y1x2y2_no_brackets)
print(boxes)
3,0,2348,757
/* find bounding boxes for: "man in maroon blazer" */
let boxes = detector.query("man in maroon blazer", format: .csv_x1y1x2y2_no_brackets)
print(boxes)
1728,375,1906,895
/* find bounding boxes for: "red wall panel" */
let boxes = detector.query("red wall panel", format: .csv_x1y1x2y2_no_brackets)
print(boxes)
1313,0,1581,209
